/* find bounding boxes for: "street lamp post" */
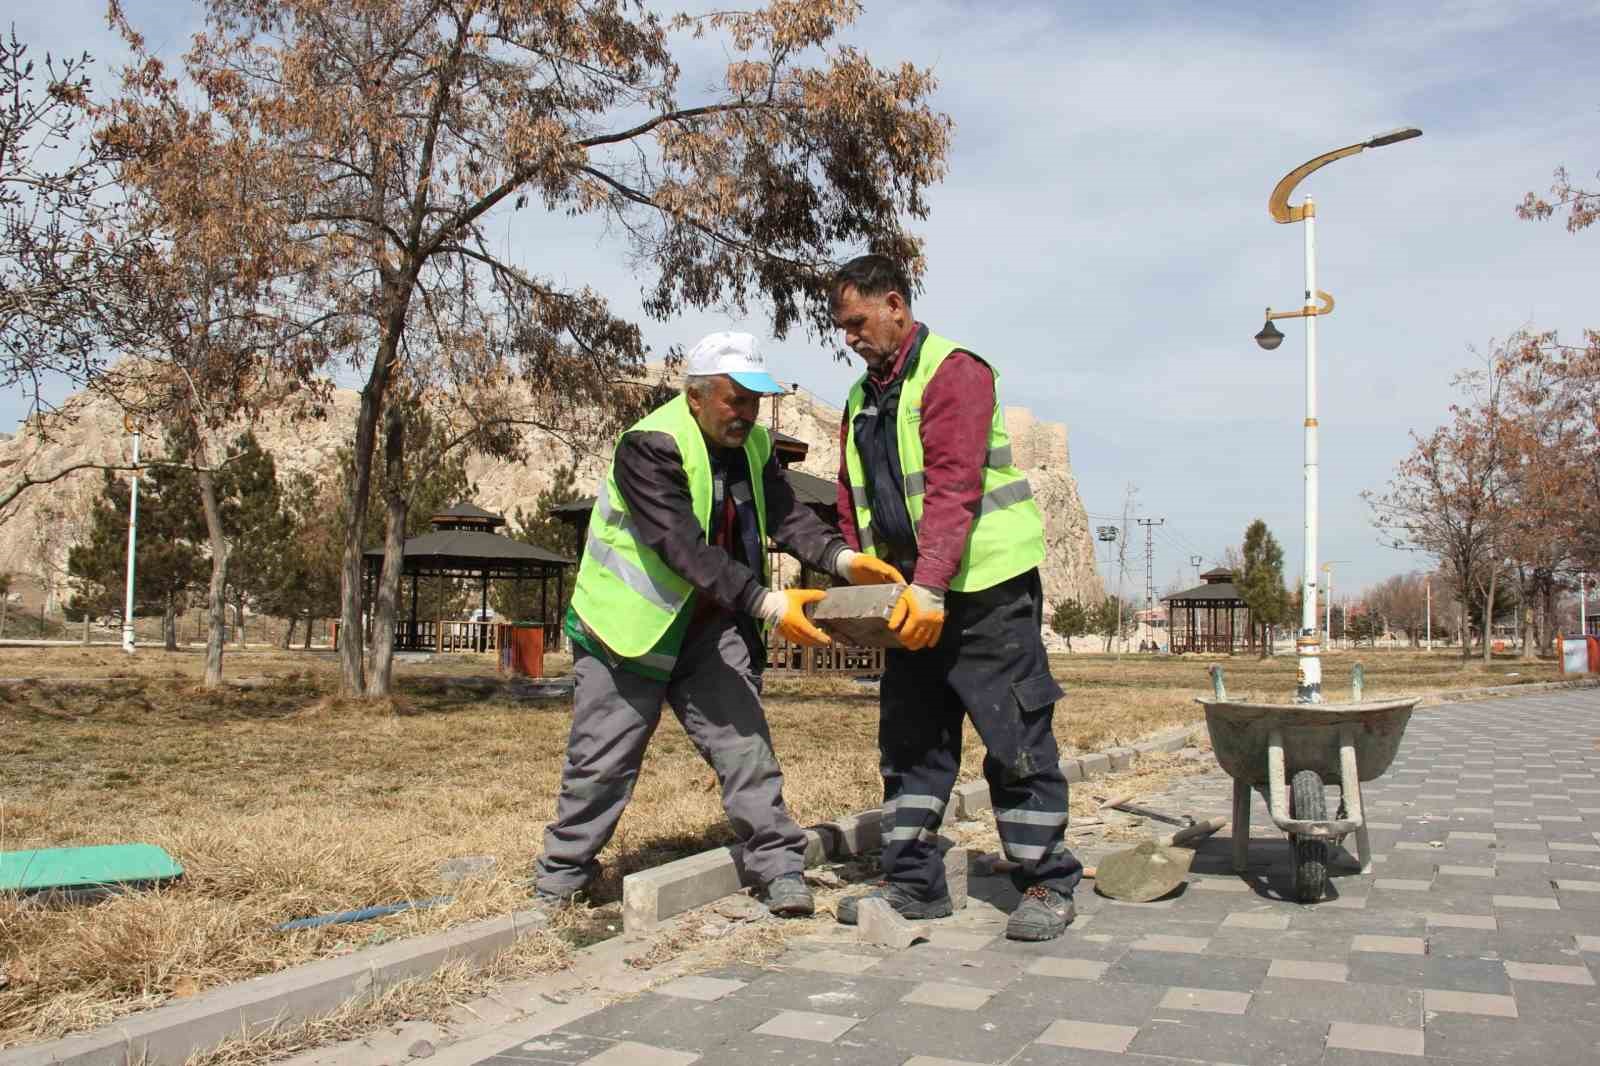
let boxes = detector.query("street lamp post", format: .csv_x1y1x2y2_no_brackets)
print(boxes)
1256,127,1421,702
1322,560,1349,649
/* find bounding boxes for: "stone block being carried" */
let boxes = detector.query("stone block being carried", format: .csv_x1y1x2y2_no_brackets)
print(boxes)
809,583,907,648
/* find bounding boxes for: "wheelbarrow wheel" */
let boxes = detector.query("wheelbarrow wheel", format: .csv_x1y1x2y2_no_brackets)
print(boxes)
1290,769,1329,903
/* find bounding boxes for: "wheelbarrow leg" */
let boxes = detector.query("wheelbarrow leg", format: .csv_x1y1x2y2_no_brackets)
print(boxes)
1231,776,1252,874
1338,726,1372,874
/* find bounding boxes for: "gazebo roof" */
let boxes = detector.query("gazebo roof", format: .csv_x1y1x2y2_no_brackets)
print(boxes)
363,529,571,579
430,501,506,530
1163,578,1244,604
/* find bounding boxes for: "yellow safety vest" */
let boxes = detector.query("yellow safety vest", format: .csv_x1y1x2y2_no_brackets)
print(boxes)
571,394,770,673
842,331,1044,592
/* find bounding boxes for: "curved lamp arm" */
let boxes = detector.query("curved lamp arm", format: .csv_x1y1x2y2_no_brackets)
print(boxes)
1267,291,1335,320
1268,128,1422,223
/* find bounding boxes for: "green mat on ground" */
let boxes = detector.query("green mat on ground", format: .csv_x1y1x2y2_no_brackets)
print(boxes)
0,843,184,892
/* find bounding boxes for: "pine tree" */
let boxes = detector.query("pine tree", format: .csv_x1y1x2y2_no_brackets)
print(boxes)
1239,519,1291,657
67,467,206,649
1049,598,1090,652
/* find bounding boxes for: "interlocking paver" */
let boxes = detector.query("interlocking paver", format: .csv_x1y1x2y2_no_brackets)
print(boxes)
580,1042,700,1065
1326,1022,1425,1056
900,981,994,1010
490,689,1600,1066
1503,961,1596,985
1035,1019,1138,1053
750,1009,860,1042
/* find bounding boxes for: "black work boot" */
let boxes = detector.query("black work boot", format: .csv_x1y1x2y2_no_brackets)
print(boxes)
1005,885,1076,941
835,882,953,925
765,873,815,917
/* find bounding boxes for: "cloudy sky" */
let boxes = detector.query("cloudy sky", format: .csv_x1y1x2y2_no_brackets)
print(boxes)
12,0,1599,600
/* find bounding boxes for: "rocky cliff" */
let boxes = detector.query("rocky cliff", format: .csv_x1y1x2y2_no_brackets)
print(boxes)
0,379,1102,612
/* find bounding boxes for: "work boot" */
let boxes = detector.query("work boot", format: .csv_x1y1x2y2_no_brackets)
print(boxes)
765,873,815,917
1005,885,1075,941
835,882,953,925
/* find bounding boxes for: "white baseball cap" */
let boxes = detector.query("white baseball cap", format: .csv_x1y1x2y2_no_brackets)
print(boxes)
685,331,785,395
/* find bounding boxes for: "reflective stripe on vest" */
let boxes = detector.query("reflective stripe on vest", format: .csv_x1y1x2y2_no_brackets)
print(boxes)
571,394,770,664
842,331,1045,592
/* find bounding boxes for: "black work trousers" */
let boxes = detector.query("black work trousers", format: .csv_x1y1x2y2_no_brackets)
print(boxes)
878,568,1083,900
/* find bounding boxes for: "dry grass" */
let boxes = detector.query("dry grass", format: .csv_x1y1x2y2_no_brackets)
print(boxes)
0,644,1561,1048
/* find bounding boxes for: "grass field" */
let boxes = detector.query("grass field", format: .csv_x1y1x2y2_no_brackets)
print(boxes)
0,643,1560,1047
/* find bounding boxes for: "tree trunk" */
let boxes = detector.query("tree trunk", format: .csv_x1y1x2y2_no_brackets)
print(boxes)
82,613,91,645
0,595,7,637
281,617,295,650
235,594,247,648
1459,600,1470,661
1482,567,1497,664
163,596,179,651
303,617,313,650
367,405,408,698
197,468,231,688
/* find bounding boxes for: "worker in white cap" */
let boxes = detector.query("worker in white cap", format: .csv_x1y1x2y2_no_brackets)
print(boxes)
535,331,904,915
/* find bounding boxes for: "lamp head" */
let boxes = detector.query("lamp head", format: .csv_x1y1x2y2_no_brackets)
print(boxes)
1364,127,1422,148
1255,317,1285,351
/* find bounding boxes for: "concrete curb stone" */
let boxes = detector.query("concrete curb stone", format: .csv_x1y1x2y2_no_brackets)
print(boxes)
0,909,549,1066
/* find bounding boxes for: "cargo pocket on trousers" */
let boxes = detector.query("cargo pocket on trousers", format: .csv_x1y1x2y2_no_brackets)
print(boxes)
1011,671,1065,716
998,671,1065,782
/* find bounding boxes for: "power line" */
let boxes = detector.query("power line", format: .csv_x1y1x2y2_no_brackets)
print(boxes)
1136,517,1165,627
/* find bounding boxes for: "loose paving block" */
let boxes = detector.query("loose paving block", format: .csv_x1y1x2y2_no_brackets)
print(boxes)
812,808,884,859
950,780,991,820
1374,878,1433,891
857,897,927,950
942,844,969,911
1555,879,1600,892
622,847,742,931
1437,864,1494,877
1159,987,1252,1014
1077,752,1111,778
1326,1021,1425,1056
1104,746,1136,771
1060,757,1085,783
810,583,905,647
1035,1019,1139,1054
1575,935,1600,952
1423,989,1518,1017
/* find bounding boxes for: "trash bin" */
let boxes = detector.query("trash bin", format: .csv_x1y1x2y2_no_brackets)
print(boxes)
1589,635,1600,675
499,623,545,678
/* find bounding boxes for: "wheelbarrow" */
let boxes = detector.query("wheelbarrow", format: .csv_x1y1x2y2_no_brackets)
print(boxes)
1196,666,1418,903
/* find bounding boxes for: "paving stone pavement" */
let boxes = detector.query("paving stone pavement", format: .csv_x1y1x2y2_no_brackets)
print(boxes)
469,688,1600,1065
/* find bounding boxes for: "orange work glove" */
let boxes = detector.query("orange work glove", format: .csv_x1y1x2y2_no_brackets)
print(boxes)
758,588,833,647
834,548,906,586
889,584,946,651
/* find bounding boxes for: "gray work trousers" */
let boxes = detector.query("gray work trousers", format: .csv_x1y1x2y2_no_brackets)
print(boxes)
535,614,806,896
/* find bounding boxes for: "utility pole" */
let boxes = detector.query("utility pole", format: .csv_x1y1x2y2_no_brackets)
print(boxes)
1115,486,1135,657
122,419,141,655
1425,576,1431,651
1582,572,1588,636
1136,518,1164,649
1190,554,1203,586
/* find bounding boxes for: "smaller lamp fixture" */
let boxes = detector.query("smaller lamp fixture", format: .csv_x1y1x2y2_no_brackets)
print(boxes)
1254,315,1285,351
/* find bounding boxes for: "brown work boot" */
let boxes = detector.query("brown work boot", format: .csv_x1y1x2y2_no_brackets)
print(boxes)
1005,885,1076,941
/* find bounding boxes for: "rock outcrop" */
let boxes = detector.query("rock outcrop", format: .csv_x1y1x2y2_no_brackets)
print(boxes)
0,379,1101,612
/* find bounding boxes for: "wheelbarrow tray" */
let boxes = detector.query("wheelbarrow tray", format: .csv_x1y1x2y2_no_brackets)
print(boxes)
1197,697,1418,788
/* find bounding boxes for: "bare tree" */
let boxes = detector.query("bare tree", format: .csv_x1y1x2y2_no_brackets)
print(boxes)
110,0,952,697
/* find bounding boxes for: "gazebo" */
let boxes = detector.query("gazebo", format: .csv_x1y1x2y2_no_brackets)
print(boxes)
362,502,573,653
1162,567,1259,655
